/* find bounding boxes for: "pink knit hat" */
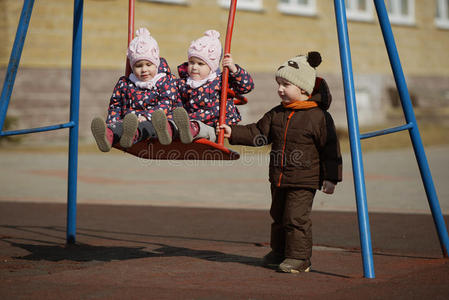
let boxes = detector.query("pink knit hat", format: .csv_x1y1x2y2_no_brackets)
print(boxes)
127,28,160,68
188,30,222,72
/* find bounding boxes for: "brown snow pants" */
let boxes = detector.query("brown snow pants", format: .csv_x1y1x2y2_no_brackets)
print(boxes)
270,185,316,260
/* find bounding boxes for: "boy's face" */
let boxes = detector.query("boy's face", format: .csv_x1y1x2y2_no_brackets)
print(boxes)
276,77,308,103
188,56,211,81
133,60,158,82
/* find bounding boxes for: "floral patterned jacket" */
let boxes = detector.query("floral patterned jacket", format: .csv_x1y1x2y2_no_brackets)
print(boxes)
177,63,254,127
106,57,180,124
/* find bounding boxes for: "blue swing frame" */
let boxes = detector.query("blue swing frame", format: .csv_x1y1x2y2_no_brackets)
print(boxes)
1,0,448,278
0,0,83,244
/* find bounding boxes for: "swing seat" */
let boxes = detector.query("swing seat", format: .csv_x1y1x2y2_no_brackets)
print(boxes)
114,0,244,161
113,138,240,160
110,89,246,160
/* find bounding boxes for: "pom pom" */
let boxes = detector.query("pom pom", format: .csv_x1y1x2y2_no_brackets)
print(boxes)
307,51,322,68
135,28,151,38
204,29,220,39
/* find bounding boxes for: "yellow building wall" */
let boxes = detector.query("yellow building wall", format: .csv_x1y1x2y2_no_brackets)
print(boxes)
1,0,449,76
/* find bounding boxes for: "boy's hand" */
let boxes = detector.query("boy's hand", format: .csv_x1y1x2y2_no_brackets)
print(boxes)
222,54,238,74
217,124,232,139
322,180,336,194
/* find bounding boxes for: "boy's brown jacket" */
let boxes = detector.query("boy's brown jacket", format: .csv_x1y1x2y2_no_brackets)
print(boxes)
229,78,342,189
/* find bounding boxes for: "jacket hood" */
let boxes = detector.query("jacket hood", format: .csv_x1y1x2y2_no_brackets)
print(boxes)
177,62,189,79
310,77,332,111
158,57,172,75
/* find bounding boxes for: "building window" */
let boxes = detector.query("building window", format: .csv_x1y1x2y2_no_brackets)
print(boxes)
140,0,188,4
385,0,415,25
218,0,264,12
436,0,449,29
277,0,317,17
345,0,373,22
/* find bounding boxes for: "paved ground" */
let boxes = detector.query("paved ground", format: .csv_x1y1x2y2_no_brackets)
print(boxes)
0,144,448,299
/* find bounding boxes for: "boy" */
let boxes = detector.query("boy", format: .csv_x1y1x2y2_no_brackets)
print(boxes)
218,52,342,273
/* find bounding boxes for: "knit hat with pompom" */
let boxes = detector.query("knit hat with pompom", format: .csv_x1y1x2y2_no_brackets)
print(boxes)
188,30,222,72
127,28,160,69
275,51,322,94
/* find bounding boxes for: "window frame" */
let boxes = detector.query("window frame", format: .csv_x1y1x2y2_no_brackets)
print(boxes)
277,0,317,17
435,0,449,29
345,0,374,22
218,0,264,12
386,0,415,26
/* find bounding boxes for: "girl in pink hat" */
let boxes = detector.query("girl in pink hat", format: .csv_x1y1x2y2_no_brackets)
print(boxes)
90,28,185,151
150,30,255,144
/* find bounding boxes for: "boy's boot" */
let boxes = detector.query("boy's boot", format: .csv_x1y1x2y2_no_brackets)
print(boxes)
193,120,216,142
120,113,139,148
279,258,311,273
262,251,284,269
152,109,173,145
91,117,114,152
172,107,193,144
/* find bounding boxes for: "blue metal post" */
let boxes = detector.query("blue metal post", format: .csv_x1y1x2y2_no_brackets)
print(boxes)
334,0,375,278
0,0,35,131
66,0,84,244
374,0,449,257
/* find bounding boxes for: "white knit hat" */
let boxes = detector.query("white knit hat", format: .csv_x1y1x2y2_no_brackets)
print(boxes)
127,28,160,68
276,52,322,94
188,30,222,72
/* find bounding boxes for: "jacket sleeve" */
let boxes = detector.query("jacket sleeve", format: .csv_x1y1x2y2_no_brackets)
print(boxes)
228,65,255,95
106,78,126,124
229,110,272,146
318,112,342,183
173,77,185,108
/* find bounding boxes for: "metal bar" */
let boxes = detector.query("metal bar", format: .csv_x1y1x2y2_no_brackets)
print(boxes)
66,0,83,245
0,122,76,137
125,0,135,77
334,0,375,278
360,122,413,140
0,0,35,132
217,0,237,145
374,0,449,257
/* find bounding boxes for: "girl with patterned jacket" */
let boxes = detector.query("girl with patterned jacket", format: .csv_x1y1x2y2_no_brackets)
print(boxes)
151,30,254,144
90,28,184,152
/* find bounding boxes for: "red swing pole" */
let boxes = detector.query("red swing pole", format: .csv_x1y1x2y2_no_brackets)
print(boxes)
217,0,237,145
125,0,135,77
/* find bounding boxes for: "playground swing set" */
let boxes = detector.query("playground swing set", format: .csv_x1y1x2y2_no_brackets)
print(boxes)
1,0,448,279
116,0,244,161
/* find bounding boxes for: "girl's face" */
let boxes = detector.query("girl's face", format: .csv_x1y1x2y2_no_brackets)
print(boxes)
276,77,309,103
187,57,211,81
133,60,158,82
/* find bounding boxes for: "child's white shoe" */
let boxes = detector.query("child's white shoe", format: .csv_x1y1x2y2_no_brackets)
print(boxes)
91,117,111,152
152,110,172,145
279,258,311,273
120,113,139,148
172,107,193,144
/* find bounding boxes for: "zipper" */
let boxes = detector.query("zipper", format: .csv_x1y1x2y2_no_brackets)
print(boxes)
277,111,295,187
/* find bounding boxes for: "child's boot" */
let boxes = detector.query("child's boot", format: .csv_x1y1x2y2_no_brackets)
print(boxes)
262,251,284,269
172,107,193,144
119,113,139,148
279,258,311,273
152,109,173,145
192,120,216,142
91,117,114,152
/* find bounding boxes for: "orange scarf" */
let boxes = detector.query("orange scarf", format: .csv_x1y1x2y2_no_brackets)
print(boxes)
282,100,318,110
